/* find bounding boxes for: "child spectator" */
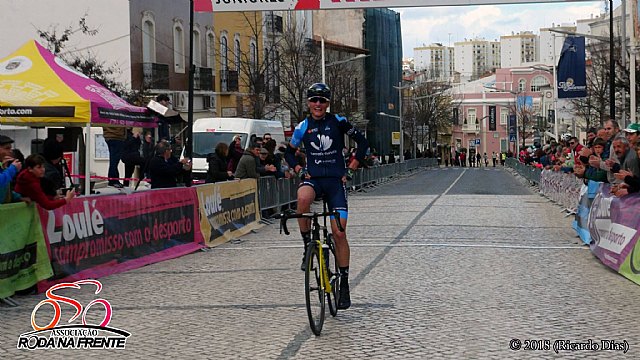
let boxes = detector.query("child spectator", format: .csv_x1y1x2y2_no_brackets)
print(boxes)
15,154,74,210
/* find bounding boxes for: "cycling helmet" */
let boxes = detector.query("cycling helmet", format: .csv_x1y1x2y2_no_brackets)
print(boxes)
307,83,331,100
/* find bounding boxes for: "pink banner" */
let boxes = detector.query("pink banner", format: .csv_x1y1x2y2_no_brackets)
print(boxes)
37,188,204,290
34,41,155,127
589,184,640,271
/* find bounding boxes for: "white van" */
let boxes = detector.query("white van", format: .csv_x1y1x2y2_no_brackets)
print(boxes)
189,117,285,180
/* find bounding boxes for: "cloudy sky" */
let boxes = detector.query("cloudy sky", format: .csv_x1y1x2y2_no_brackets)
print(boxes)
393,1,606,58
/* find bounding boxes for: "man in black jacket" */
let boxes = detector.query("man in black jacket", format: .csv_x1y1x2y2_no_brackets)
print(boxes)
148,141,191,189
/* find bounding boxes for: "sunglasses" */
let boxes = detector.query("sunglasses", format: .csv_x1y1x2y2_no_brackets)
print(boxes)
308,97,329,104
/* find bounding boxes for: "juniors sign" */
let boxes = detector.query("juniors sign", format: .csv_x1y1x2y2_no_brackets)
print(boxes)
195,0,573,12
37,189,204,289
197,180,262,247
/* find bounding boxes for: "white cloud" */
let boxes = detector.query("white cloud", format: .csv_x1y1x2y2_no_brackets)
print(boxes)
395,2,603,58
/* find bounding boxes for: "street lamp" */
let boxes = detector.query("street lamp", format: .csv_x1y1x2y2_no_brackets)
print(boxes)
378,111,403,162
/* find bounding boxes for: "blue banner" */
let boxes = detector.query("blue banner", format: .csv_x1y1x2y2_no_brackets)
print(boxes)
557,36,587,98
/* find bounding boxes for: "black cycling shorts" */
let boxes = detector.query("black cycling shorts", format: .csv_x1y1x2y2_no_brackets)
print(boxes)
300,177,348,219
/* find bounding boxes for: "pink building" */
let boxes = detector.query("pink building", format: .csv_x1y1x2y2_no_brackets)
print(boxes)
451,67,554,158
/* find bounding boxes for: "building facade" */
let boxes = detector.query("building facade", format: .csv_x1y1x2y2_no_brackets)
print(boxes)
500,31,538,68
450,67,553,157
454,39,497,82
413,44,455,81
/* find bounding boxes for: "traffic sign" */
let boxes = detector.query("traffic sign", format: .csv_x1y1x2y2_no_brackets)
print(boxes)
475,138,480,145
509,134,517,142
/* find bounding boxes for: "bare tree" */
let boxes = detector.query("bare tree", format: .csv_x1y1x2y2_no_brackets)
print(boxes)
569,42,612,128
276,20,320,127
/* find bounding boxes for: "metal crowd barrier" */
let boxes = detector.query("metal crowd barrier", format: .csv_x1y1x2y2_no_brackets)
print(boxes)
505,158,541,185
257,158,438,212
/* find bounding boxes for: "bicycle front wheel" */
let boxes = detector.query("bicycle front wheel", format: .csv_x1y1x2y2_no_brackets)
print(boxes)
326,234,340,317
305,243,325,336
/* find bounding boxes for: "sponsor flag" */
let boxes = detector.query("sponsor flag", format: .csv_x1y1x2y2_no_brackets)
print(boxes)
557,36,587,98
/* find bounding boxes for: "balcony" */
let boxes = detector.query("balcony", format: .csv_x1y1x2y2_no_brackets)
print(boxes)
220,69,239,92
196,67,214,91
142,63,169,89
461,124,480,132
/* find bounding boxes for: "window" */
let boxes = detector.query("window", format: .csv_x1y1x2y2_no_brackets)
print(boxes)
234,36,241,71
500,108,508,125
530,76,549,92
220,34,228,71
249,39,257,75
518,79,526,92
141,12,156,63
193,29,201,67
468,108,476,124
173,21,185,73
206,31,215,70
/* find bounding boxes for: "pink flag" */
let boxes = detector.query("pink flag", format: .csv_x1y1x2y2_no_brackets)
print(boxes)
194,0,213,12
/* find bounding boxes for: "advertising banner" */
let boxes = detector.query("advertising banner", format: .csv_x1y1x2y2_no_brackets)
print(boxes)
197,180,262,247
0,203,53,299
195,0,572,12
557,36,587,98
37,188,204,289
589,185,640,279
572,180,601,245
488,106,496,131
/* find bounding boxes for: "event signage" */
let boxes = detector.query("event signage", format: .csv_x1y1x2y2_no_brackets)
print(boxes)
508,114,516,141
0,203,53,299
589,184,640,281
37,188,204,289
557,36,587,98
197,180,262,247
195,0,573,12
488,106,496,131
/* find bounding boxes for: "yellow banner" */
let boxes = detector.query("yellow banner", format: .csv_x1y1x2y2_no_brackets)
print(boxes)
196,179,262,247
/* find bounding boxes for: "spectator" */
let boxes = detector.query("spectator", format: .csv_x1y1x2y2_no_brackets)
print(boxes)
585,127,597,147
623,123,640,148
155,94,172,141
148,140,191,189
15,155,74,210
574,138,608,182
262,139,284,178
103,126,126,188
483,152,489,167
227,135,243,173
606,137,640,186
257,147,278,177
121,128,146,187
206,142,234,183
40,138,65,197
492,152,497,167
0,135,23,204
141,131,155,178
234,141,261,179
613,143,640,196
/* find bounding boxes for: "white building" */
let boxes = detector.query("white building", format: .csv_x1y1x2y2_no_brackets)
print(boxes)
454,39,498,82
413,43,455,81
500,31,538,68
539,24,576,66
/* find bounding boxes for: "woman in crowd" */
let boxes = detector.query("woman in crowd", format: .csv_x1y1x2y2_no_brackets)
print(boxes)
15,154,74,210
226,135,244,173
206,142,234,183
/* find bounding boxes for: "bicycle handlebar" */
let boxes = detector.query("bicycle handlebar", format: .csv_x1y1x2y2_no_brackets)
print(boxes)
273,210,344,235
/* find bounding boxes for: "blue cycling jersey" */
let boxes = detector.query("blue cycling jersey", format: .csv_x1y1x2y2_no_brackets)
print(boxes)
286,113,368,178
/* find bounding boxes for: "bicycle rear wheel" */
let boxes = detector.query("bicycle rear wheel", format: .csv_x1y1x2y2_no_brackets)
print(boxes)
325,234,340,317
305,243,325,336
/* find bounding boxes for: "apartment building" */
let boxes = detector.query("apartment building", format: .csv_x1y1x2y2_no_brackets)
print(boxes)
454,39,499,82
500,31,538,68
413,43,455,81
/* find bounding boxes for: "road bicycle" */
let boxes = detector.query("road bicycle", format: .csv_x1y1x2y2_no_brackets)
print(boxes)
274,207,343,336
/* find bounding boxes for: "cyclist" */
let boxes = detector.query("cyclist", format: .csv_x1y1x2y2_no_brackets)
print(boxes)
284,83,369,310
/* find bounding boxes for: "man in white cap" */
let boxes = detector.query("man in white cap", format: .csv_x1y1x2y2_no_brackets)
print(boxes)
623,123,640,148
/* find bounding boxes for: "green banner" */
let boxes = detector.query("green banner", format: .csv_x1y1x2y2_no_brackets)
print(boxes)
0,203,53,298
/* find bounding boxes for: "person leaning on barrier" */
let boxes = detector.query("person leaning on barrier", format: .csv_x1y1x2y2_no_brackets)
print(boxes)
234,141,261,179
15,155,74,210
0,135,24,204
148,140,191,189
574,138,608,182
607,137,640,196
612,143,640,197
206,142,234,183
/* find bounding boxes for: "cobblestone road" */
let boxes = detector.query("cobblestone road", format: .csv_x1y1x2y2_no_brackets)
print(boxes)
2,166,639,359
